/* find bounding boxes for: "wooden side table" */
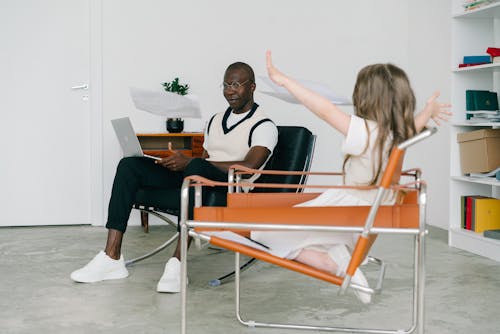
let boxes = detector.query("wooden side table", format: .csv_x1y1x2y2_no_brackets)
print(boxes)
136,132,204,232
136,132,204,158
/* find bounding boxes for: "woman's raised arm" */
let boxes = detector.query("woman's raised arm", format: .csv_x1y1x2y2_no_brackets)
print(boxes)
266,50,351,136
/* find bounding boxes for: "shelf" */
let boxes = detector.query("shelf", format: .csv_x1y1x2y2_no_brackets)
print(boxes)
449,228,500,262
451,175,500,186
453,62,500,72
450,1,500,262
453,1,500,19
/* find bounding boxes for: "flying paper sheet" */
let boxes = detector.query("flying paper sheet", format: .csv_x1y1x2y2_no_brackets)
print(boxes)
130,87,202,118
259,76,352,105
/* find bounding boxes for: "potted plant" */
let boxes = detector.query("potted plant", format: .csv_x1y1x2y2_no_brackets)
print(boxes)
162,77,189,133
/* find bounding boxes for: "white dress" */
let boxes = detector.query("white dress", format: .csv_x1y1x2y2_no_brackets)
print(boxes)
251,115,396,259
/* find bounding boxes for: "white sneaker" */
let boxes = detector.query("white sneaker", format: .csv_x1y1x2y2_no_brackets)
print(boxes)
328,244,371,304
157,258,188,293
70,251,129,283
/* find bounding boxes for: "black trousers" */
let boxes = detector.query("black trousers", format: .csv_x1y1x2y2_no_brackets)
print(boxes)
106,157,228,233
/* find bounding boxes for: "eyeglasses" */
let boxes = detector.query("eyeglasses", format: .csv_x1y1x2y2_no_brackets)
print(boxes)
221,80,250,91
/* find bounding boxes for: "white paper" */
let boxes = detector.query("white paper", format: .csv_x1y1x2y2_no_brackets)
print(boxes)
467,167,500,178
202,231,271,252
466,110,500,115
259,75,352,105
130,87,202,118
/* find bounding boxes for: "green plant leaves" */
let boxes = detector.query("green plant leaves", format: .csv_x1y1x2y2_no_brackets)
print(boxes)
162,77,189,95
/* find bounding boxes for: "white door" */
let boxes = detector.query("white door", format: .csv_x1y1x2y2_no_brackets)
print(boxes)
0,0,92,226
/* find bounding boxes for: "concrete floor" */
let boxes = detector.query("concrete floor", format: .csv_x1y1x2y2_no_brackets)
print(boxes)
1,224,499,334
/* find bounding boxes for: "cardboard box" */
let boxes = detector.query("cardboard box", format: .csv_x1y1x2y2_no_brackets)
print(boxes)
457,128,500,173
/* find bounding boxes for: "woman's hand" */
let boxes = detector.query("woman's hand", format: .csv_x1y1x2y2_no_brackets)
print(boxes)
425,91,452,126
266,50,288,87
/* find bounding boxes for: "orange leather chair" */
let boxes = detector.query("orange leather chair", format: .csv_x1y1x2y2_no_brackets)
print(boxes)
178,128,437,334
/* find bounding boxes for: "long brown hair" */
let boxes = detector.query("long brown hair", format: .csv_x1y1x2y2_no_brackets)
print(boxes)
343,63,417,185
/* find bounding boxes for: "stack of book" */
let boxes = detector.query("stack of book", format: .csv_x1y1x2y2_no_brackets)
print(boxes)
487,47,500,63
465,89,500,122
466,110,500,122
461,196,500,233
459,55,491,68
463,0,498,11
458,47,500,68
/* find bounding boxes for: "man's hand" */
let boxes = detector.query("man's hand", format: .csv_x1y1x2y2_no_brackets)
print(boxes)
155,142,192,172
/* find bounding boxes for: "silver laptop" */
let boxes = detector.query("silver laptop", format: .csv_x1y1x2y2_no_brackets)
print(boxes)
111,117,161,160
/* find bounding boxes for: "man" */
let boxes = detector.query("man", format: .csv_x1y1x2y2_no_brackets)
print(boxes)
70,62,278,293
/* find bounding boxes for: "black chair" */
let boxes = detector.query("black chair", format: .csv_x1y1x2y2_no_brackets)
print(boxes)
128,126,316,268
253,125,315,192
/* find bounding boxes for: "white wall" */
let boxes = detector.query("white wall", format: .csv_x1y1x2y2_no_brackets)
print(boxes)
407,0,452,229
98,0,451,228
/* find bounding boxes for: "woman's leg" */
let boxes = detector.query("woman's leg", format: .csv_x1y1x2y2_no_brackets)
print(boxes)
293,248,339,274
293,245,371,304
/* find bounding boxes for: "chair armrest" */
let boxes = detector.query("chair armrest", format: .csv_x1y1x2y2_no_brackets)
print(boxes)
230,166,423,181
186,174,378,192
229,164,344,177
187,174,423,193
227,164,345,193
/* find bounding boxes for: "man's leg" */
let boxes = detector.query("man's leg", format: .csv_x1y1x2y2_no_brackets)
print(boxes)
106,157,183,237
158,158,228,292
71,157,183,283
104,229,124,260
104,157,182,259
172,158,228,259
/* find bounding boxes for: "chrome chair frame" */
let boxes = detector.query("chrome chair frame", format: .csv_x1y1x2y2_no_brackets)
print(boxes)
125,207,178,266
178,128,436,334
180,182,427,334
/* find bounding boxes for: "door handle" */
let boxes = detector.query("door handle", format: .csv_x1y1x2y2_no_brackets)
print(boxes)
71,84,89,90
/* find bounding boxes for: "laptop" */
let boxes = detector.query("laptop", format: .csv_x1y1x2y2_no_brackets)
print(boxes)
111,117,161,160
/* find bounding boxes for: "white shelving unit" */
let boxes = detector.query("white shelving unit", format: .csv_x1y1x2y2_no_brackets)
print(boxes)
450,0,500,262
